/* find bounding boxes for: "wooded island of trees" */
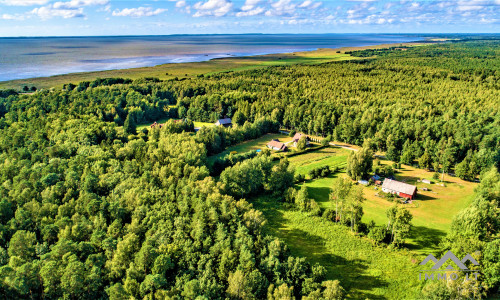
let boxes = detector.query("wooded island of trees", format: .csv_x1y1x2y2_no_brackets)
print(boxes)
0,40,498,298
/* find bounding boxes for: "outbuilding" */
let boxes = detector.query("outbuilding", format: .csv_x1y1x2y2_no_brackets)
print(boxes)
215,118,232,127
381,178,417,200
267,139,287,151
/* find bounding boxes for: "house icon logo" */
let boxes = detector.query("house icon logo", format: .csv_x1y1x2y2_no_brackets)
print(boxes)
420,250,479,271
418,251,481,282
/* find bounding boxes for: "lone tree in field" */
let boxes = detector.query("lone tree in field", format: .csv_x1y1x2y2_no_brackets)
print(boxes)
386,205,413,246
346,144,373,181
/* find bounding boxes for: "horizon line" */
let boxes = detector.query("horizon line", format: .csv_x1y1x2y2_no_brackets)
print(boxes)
1,32,499,38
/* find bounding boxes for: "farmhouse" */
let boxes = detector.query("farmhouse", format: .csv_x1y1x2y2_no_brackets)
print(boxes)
292,133,310,147
215,118,232,127
381,178,417,200
267,139,287,151
150,121,163,129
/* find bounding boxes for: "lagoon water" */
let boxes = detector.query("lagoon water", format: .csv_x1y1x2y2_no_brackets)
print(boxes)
0,34,423,81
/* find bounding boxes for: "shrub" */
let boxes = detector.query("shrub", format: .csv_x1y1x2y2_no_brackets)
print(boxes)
368,226,388,244
322,208,336,222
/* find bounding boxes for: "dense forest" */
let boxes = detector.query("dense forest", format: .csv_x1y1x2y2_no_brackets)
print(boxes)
0,40,498,298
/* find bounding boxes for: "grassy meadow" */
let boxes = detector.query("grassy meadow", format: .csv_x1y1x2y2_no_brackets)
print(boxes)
253,196,424,299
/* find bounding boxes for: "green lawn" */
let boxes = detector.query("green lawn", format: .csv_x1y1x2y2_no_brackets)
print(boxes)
194,121,215,128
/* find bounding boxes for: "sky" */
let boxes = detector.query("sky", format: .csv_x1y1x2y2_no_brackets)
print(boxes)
0,0,498,36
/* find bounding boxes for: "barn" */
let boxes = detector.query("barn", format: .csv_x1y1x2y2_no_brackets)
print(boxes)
381,178,417,200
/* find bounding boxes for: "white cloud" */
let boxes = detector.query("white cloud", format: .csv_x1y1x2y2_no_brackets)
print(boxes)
112,7,167,17
265,0,296,16
1,13,26,20
236,6,264,16
298,0,321,9
29,0,109,19
193,0,233,17
168,0,187,8
241,0,262,11
31,6,84,19
52,0,108,9
0,0,48,6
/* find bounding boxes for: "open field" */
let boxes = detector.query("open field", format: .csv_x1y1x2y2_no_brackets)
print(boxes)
253,195,423,299
360,159,477,253
0,42,426,90
288,146,350,176
294,156,476,253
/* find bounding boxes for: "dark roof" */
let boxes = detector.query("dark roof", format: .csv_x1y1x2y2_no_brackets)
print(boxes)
267,140,286,150
382,178,417,195
215,118,232,125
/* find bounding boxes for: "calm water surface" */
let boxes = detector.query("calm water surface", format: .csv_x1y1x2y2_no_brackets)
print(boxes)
0,34,424,81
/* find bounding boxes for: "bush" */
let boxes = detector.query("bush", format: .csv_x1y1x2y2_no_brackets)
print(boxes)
368,226,388,244
308,166,332,180
294,173,306,183
322,208,336,222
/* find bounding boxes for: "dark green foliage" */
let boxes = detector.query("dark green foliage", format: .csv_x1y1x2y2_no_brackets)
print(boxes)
440,166,500,295
308,165,333,180
123,112,136,135
220,156,294,198
210,150,258,175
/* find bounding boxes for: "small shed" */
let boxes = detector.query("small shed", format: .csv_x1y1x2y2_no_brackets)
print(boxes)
215,118,232,127
421,179,431,184
358,180,369,186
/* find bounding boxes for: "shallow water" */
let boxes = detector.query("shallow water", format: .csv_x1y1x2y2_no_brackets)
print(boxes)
0,34,423,81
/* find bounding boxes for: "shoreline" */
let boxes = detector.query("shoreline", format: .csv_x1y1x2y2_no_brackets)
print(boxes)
0,40,433,90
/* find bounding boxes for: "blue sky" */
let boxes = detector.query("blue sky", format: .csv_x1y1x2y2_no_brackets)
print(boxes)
0,0,498,36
